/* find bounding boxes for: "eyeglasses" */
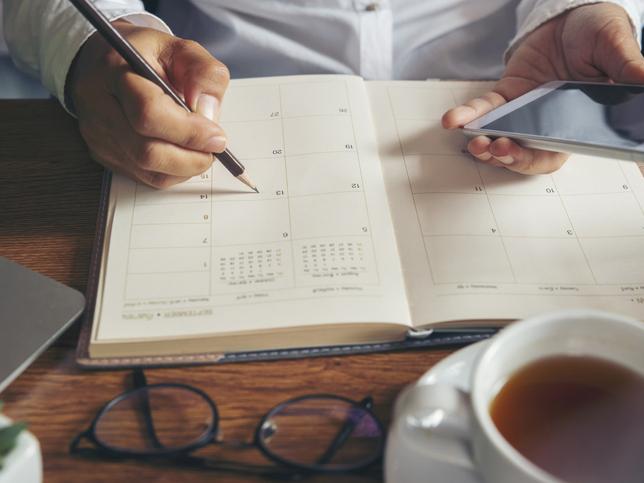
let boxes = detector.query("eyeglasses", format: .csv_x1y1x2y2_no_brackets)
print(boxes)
70,370,385,478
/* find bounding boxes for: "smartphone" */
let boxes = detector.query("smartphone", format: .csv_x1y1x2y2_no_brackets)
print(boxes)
463,81,644,161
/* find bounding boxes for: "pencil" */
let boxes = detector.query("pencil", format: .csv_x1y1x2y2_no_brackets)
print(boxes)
68,0,259,193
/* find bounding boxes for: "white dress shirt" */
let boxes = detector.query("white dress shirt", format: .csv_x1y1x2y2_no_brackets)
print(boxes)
3,0,643,112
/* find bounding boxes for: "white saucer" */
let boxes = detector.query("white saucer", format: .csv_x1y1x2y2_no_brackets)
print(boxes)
417,339,489,389
385,340,491,483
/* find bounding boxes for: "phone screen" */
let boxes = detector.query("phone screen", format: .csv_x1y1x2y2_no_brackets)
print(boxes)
481,83,644,151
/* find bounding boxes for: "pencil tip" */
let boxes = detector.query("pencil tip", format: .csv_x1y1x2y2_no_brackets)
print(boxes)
237,173,259,193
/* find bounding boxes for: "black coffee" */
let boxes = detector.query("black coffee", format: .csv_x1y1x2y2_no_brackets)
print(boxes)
490,355,644,483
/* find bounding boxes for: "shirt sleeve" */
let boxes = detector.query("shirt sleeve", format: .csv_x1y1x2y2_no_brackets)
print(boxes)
3,0,170,112
508,0,644,61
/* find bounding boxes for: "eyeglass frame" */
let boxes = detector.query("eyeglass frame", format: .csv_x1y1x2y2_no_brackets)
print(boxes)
70,370,386,477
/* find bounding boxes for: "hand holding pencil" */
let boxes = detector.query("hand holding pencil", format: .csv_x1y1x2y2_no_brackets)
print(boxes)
66,0,257,192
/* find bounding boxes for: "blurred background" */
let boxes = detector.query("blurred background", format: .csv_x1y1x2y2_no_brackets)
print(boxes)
1,1,643,100
0,0,50,99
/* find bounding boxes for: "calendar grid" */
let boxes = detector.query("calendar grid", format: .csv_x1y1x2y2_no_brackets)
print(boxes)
385,87,438,285
618,161,644,216
223,113,363,122
386,83,644,288
407,189,635,197
277,83,296,289
124,233,383,250
549,170,598,284
122,181,138,301
209,161,214,295
472,160,517,283
343,80,380,285
122,80,384,303
98,79,644,338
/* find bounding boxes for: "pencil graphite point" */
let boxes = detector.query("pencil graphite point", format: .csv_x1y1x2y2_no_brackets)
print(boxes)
237,172,259,193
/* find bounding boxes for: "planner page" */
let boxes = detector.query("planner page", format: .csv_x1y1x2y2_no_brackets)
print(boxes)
368,80,644,326
92,75,410,346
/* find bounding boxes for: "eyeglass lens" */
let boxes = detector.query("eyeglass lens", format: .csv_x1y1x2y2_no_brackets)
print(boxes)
94,386,215,453
257,396,383,470
93,388,383,471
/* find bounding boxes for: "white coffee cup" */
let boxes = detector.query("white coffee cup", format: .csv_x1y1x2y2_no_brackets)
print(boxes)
386,309,644,483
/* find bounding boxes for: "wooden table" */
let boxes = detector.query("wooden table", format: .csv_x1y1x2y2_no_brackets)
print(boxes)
0,100,460,483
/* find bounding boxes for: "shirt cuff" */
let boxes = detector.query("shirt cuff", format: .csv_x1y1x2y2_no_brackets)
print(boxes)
505,0,642,63
58,11,172,116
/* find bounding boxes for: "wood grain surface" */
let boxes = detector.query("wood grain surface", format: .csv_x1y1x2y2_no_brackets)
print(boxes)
0,100,459,483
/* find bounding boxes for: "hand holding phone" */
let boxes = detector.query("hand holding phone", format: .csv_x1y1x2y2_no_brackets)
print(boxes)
463,81,644,162
442,3,644,175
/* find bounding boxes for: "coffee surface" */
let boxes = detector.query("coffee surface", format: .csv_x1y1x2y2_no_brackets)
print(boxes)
490,355,644,483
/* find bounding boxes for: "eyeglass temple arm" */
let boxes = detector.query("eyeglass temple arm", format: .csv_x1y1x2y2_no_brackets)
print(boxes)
133,369,165,450
314,396,374,466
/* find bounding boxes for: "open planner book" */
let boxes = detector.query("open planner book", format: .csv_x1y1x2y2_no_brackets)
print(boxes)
78,75,644,364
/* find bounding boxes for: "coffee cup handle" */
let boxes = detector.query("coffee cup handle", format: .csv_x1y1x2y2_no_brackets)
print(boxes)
396,383,481,479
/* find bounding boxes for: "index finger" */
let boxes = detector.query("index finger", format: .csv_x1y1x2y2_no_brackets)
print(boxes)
441,91,507,129
112,70,227,153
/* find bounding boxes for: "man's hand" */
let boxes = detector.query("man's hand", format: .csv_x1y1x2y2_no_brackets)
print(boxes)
68,21,230,188
442,3,644,175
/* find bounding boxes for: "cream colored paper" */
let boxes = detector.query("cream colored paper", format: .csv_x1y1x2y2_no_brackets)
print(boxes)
91,76,644,356
92,75,411,352
368,80,644,326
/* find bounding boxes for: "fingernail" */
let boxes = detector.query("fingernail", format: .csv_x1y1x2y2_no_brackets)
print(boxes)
495,155,514,165
204,135,227,153
475,151,492,161
196,94,219,121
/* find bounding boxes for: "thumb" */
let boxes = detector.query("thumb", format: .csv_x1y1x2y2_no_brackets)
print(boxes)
595,19,644,84
161,38,230,121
